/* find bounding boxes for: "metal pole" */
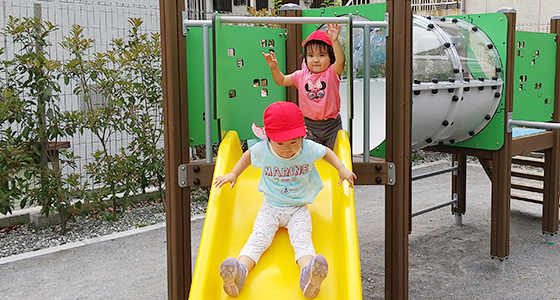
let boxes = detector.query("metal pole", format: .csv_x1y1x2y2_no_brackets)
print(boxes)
412,165,459,181
510,120,560,130
184,17,388,28
411,198,458,217
346,14,354,148
202,24,212,163
34,3,48,171
184,19,211,26
363,25,371,162
220,16,388,27
223,16,344,24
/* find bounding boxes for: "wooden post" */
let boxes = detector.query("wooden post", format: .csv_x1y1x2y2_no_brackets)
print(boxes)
542,16,560,239
160,1,192,299
451,154,467,218
280,4,302,104
385,0,412,298
490,8,516,262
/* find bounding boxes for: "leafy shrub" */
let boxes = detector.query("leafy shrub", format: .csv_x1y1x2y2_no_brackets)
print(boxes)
1,17,165,231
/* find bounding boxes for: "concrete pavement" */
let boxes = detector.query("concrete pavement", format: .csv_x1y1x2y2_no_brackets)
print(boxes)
1,162,559,299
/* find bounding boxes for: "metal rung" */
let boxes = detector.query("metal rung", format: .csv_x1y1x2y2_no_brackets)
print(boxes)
412,194,458,218
412,162,458,181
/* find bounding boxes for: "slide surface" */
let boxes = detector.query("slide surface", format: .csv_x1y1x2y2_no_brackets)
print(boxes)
189,130,362,299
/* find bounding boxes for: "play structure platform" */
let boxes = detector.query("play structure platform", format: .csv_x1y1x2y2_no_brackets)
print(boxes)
188,131,362,299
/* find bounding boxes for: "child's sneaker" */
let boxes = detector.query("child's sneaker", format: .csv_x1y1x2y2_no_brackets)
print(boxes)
219,257,247,297
299,254,328,299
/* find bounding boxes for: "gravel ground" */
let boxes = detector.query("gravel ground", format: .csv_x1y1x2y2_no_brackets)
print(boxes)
0,150,540,260
0,188,209,259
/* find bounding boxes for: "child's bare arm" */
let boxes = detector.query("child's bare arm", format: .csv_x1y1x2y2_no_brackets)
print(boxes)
322,147,357,188
326,24,345,77
213,150,252,189
262,52,294,86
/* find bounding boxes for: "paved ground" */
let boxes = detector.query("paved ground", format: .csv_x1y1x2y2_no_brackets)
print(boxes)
1,162,559,299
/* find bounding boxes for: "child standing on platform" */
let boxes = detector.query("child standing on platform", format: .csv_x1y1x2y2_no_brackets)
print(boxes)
214,101,356,298
263,24,345,150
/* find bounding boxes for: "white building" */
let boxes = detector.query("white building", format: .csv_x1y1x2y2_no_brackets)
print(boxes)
185,0,560,32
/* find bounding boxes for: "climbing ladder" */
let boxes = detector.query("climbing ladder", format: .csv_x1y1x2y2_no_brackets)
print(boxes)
479,152,557,206
511,153,547,204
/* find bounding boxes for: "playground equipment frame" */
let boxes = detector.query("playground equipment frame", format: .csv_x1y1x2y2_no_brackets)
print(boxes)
182,14,389,163
161,1,560,298
163,0,411,297
427,10,560,270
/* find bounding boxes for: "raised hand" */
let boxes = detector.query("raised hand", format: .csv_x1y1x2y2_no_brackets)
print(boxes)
262,52,279,69
325,23,341,42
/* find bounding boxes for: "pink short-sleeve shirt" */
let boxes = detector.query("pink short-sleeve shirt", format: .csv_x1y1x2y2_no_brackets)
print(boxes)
290,64,341,121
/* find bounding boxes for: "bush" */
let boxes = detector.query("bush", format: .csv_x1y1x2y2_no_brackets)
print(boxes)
0,17,165,231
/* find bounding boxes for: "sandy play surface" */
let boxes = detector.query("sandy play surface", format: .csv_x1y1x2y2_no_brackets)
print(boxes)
356,162,560,299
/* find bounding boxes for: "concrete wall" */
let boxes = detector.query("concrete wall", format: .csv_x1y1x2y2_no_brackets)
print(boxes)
464,0,560,32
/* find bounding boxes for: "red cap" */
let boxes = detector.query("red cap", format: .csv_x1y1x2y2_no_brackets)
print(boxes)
301,30,333,49
263,102,307,142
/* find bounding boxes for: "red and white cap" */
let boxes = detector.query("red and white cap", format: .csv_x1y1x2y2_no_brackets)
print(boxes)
301,30,333,48
263,101,307,142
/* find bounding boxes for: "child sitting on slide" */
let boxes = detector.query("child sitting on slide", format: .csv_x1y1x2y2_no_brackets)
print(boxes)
263,24,345,150
213,101,356,298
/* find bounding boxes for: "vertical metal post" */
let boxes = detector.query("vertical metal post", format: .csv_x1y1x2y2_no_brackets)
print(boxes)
346,15,354,143
542,15,560,239
34,3,48,170
202,24,212,163
385,0,411,298
490,8,516,263
363,25,371,162
160,1,192,299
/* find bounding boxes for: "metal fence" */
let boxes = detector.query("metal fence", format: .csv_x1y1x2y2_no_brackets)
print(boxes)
517,22,552,33
1,0,162,192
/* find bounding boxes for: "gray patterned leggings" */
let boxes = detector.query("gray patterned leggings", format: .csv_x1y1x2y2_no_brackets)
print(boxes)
239,200,316,265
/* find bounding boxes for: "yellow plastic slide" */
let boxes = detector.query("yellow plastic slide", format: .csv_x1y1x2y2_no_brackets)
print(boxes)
189,130,362,299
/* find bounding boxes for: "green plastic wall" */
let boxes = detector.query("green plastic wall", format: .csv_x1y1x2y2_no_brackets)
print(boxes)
214,15,287,141
512,31,556,122
186,27,219,146
186,17,286,146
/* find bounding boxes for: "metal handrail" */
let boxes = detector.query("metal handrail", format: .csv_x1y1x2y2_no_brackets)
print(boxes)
184,14,389,162
509,119,560,130
183,16,388,30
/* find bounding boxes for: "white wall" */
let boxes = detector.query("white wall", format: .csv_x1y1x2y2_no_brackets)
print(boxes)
464,0,560,32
